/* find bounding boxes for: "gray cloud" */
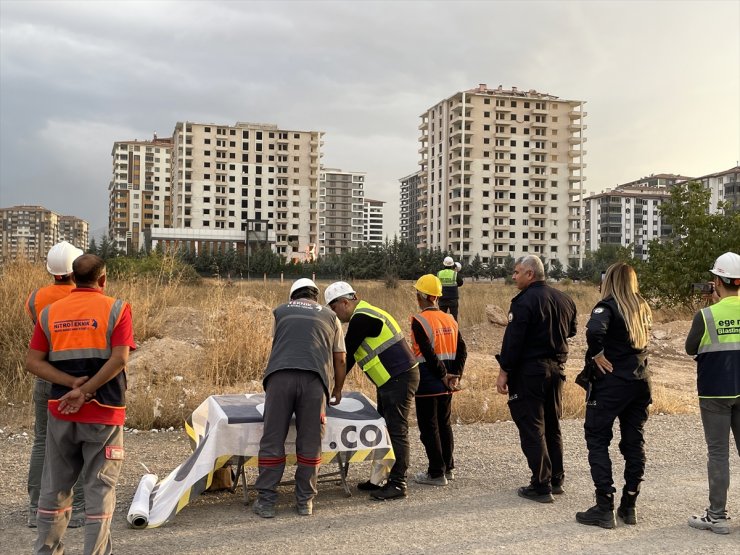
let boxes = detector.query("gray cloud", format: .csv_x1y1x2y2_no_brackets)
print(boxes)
1,0,738,237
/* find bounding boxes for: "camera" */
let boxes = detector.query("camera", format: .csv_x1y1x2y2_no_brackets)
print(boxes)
691,282,714,294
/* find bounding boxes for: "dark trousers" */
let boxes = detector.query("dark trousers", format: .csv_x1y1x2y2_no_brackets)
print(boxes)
415,394,454,478
508,371,564,493
438,299,459,321
255,370,325,506
377,366,420,487
584,374,651,494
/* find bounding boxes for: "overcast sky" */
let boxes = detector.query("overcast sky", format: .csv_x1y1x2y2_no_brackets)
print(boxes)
1,0,738,239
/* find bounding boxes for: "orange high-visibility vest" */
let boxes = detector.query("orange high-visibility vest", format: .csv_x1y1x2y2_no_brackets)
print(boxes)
25,284,75,325
411,308,458,363
39,291,128,425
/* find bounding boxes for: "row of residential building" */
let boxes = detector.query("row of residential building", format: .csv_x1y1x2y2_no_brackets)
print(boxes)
399,84,739,265
109,124,385,261
4,83,738,266
0,206,88,261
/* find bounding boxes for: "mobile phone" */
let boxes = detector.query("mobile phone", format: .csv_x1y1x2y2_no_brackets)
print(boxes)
691,282,714,294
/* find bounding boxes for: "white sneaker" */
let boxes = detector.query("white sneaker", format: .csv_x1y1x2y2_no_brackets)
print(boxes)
445,469,455,481
414,471,448,486
688,510,730,535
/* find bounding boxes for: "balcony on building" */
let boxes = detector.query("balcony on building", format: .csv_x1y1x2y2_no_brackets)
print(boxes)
568,148,587,158
568,136,586,145
568,109,588,119
418,117,429,131
568,123,587,132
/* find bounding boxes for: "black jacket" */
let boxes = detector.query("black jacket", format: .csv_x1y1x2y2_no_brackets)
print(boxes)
498,281,577,375
585,296,649,381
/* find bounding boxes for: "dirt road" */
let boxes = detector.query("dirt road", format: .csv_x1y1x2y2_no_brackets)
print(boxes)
1,414,738,554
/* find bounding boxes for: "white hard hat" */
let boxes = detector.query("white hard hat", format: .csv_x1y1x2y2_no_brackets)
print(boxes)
710,252,740,281
454,262,462,272
325,281,356,305
46,241,84,276
289,278,318,300
443,256,454,267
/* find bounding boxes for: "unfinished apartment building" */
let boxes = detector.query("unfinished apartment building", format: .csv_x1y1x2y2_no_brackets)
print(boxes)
169,121,322,260
319,169,365,255
416,84,587,267
108,134,173,253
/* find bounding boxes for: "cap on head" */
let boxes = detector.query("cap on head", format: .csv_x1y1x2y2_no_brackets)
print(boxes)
443,256,454,267
414,274,442,297
46,241,84,276
289,278,318,300
710,252,740,284
454,262,462,272
324,281,356,305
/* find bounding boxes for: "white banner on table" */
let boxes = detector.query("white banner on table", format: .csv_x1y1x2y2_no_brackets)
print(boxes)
129,391,393,528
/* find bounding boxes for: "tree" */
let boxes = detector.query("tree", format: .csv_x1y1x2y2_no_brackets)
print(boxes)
87,237,98,255
640,181,740,306
469,254,484,280
97,235,119,260
548,259,565,281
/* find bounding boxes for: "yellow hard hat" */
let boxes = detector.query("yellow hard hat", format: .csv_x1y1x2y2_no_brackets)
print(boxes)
414,274,442,297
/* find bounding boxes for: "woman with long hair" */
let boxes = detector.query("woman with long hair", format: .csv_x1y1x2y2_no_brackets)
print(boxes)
576,262,653,529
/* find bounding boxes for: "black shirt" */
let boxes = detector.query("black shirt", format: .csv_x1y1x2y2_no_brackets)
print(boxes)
498,281,577,375
585,296,648,380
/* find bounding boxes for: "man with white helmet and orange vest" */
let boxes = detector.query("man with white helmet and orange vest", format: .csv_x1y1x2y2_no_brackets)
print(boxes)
25,241,86,529
437,256,464,321
27,254,136,555
325,281,419,500
685,252,740,535
253,278,347,518
410,275,467,487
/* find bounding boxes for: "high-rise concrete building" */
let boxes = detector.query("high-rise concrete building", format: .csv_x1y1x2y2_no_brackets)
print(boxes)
1,205,88,261
416,84,587,267
58,215,90,250
399,170,423,245
675,165,740,211
584,174,690,260
319,168,365,255
170,121,322,261
108,134,173,253
363,198,385,247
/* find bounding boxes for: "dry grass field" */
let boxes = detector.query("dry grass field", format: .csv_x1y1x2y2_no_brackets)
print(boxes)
0,260,698,430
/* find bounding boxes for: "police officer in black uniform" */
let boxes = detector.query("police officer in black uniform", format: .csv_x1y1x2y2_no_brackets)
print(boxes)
496,255,577,503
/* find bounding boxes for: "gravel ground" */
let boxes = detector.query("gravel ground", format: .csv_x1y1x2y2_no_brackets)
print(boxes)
1,414,738,554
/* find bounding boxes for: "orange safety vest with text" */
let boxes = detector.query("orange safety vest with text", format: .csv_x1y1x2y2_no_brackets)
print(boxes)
39,291,128,425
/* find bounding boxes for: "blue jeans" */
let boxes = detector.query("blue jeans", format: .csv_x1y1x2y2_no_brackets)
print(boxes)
28,378,85,515
699,397,740,518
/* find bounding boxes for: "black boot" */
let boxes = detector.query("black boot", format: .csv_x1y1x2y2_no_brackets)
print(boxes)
576,491,616,529
617,486,639,525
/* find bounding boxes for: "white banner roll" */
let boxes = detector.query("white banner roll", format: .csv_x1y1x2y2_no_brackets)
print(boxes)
127,473,158,529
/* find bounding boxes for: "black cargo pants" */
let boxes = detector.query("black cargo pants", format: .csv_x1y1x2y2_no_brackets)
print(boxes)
584,372,651,494
507,367,565,494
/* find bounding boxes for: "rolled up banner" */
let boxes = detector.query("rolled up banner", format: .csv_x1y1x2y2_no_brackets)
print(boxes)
127,473,157,529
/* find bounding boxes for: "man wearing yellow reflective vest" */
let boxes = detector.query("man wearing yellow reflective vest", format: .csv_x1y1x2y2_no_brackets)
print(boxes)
410,275,467,487
685,251,740,536
325,281,420,500
437,256,464,321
